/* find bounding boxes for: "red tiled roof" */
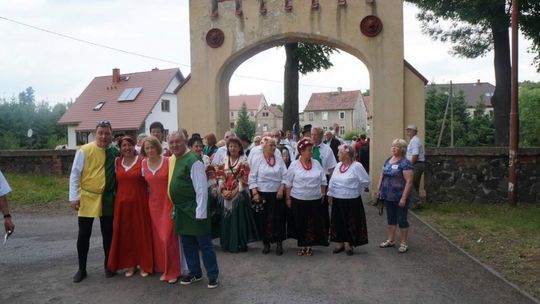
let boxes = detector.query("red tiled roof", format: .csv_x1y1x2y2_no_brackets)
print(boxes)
229,94,265,111
58,68,183,131
304,90,360,111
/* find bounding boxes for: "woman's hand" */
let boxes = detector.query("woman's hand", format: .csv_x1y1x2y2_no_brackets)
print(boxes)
399,198,406,207
276,189,284,200
252,191,260,203
286,198,292,209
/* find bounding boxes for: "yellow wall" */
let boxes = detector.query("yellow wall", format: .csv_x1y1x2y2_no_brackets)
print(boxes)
179,0,425,195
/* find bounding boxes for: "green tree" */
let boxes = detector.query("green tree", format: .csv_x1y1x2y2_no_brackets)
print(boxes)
464,102,495,146
234,103,256,140
283,43,337,132
406,0,540,146
424,88,469,147
519,85,540,146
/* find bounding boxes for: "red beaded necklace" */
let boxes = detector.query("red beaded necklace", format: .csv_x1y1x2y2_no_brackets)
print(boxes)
300,158,312,171
265,155,276,167
339,162,351,173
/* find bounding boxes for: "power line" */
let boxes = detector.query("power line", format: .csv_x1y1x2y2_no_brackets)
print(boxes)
0,15,361,91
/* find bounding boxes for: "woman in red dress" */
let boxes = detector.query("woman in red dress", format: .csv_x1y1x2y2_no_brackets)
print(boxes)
107,136,153,277
141,136,182,284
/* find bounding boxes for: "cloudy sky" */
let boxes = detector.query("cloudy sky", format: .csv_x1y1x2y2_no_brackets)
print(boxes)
0,0,538,111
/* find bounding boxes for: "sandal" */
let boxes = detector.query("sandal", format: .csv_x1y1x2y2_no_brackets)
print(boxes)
398,243,408,253
297,247,307,256
379,240,395,248
305,248,313,256
125,268,136,277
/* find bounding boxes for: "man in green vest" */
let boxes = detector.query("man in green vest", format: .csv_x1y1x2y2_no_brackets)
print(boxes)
167,130,220,289
69,120,119,283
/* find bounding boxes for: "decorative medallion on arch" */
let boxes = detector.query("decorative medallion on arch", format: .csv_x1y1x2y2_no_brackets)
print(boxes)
178,0,426,193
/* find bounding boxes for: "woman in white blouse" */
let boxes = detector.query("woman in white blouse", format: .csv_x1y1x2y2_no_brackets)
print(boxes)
285,138,329,256
327,144,370,256
249,137,288,255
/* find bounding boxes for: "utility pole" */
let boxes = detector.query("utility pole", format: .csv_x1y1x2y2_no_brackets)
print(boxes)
508,0,519,205
437,81,453,147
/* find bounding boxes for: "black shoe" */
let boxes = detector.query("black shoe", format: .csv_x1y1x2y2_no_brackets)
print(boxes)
180,275,203,285
332,247,345,254
208,279,220,289
346,249,354,256
262,243,270,254
239,245,248,252
276,242,283,256
73,270,87,283
105,268,116,278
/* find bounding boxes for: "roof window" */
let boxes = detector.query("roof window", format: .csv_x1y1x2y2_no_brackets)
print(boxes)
117,87,143,102
93,101,105,111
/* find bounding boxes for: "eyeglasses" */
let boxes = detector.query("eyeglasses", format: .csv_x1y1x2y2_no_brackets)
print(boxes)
96,120,111,128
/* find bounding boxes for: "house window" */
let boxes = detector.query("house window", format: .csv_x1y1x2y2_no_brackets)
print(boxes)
339,111,345,119
263,124,268,132
76,132,89,145
230,122,235,128
339,126,345,135
262,112,269,117
322,111,328,121
231,112,234,117
308,112,314,121
93,101,105,111
161,99,170,112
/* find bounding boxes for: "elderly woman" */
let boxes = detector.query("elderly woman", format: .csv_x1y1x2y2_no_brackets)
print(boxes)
107,136,153,277
327,144,370,256
285,138,328,256
140,136,182,284
248,137,288,255
203,133,218,158
377,138,414,253
215,137,260,252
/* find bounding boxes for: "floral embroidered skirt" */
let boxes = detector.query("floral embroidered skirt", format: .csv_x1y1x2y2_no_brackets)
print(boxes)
330,196,368,247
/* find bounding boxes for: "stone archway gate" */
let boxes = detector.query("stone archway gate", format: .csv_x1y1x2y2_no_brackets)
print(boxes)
178,0,427,190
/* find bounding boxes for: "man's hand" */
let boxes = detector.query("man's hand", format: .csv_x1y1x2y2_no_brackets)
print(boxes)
70,200,80,211
4,217,14,234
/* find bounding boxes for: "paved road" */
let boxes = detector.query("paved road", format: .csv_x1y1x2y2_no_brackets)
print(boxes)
0,200,536,304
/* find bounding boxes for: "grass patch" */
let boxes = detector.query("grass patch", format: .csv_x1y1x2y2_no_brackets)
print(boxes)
4,173,69,213
415,202,540,299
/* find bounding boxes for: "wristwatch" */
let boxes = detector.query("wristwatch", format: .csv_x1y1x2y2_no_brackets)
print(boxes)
3,214,11,218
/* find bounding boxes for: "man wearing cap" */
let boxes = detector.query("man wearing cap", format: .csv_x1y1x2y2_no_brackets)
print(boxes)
406,125,425,195
69,120,120,283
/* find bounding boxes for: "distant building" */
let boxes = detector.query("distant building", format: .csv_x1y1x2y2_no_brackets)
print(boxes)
229,94,267,129
58,68,184,149
426,80,495,116
302,88,368,135
255,104,283,134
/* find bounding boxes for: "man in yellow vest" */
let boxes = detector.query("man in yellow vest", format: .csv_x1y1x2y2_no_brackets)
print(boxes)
69,121,120,283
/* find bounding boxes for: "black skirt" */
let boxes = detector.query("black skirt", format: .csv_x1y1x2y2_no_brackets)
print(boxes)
253,191,287,243
330,196,368,247
292,197,330,247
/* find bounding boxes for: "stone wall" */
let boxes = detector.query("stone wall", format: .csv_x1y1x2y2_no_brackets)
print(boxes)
0,150,76,176
425,147,540,203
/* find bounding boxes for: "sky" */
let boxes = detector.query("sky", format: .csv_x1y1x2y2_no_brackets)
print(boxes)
0,0,539,112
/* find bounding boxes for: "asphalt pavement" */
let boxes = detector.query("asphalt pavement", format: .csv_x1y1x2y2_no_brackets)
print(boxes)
0,197,537,304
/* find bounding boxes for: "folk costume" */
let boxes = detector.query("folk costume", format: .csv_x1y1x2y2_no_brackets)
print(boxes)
168,150,219,283
215,155,260,252
328,161,370,247
142,156,181,281
69,142,119,276
107,156,153,274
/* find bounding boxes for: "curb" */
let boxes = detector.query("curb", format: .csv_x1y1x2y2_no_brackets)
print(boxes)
410,210,540,304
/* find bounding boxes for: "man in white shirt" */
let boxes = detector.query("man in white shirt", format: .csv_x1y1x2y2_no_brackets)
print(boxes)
0,170,15,236
406,124,425,193
311,126,337,176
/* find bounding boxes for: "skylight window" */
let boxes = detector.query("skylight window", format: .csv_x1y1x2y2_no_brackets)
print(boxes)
117,87,143,102
93,101,105,111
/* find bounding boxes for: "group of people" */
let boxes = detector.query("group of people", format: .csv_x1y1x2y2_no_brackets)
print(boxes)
67,118,424,288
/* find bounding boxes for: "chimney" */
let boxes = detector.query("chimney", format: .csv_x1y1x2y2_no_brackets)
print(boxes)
337,87,342,94
477,79,481,85
112,68,121,84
